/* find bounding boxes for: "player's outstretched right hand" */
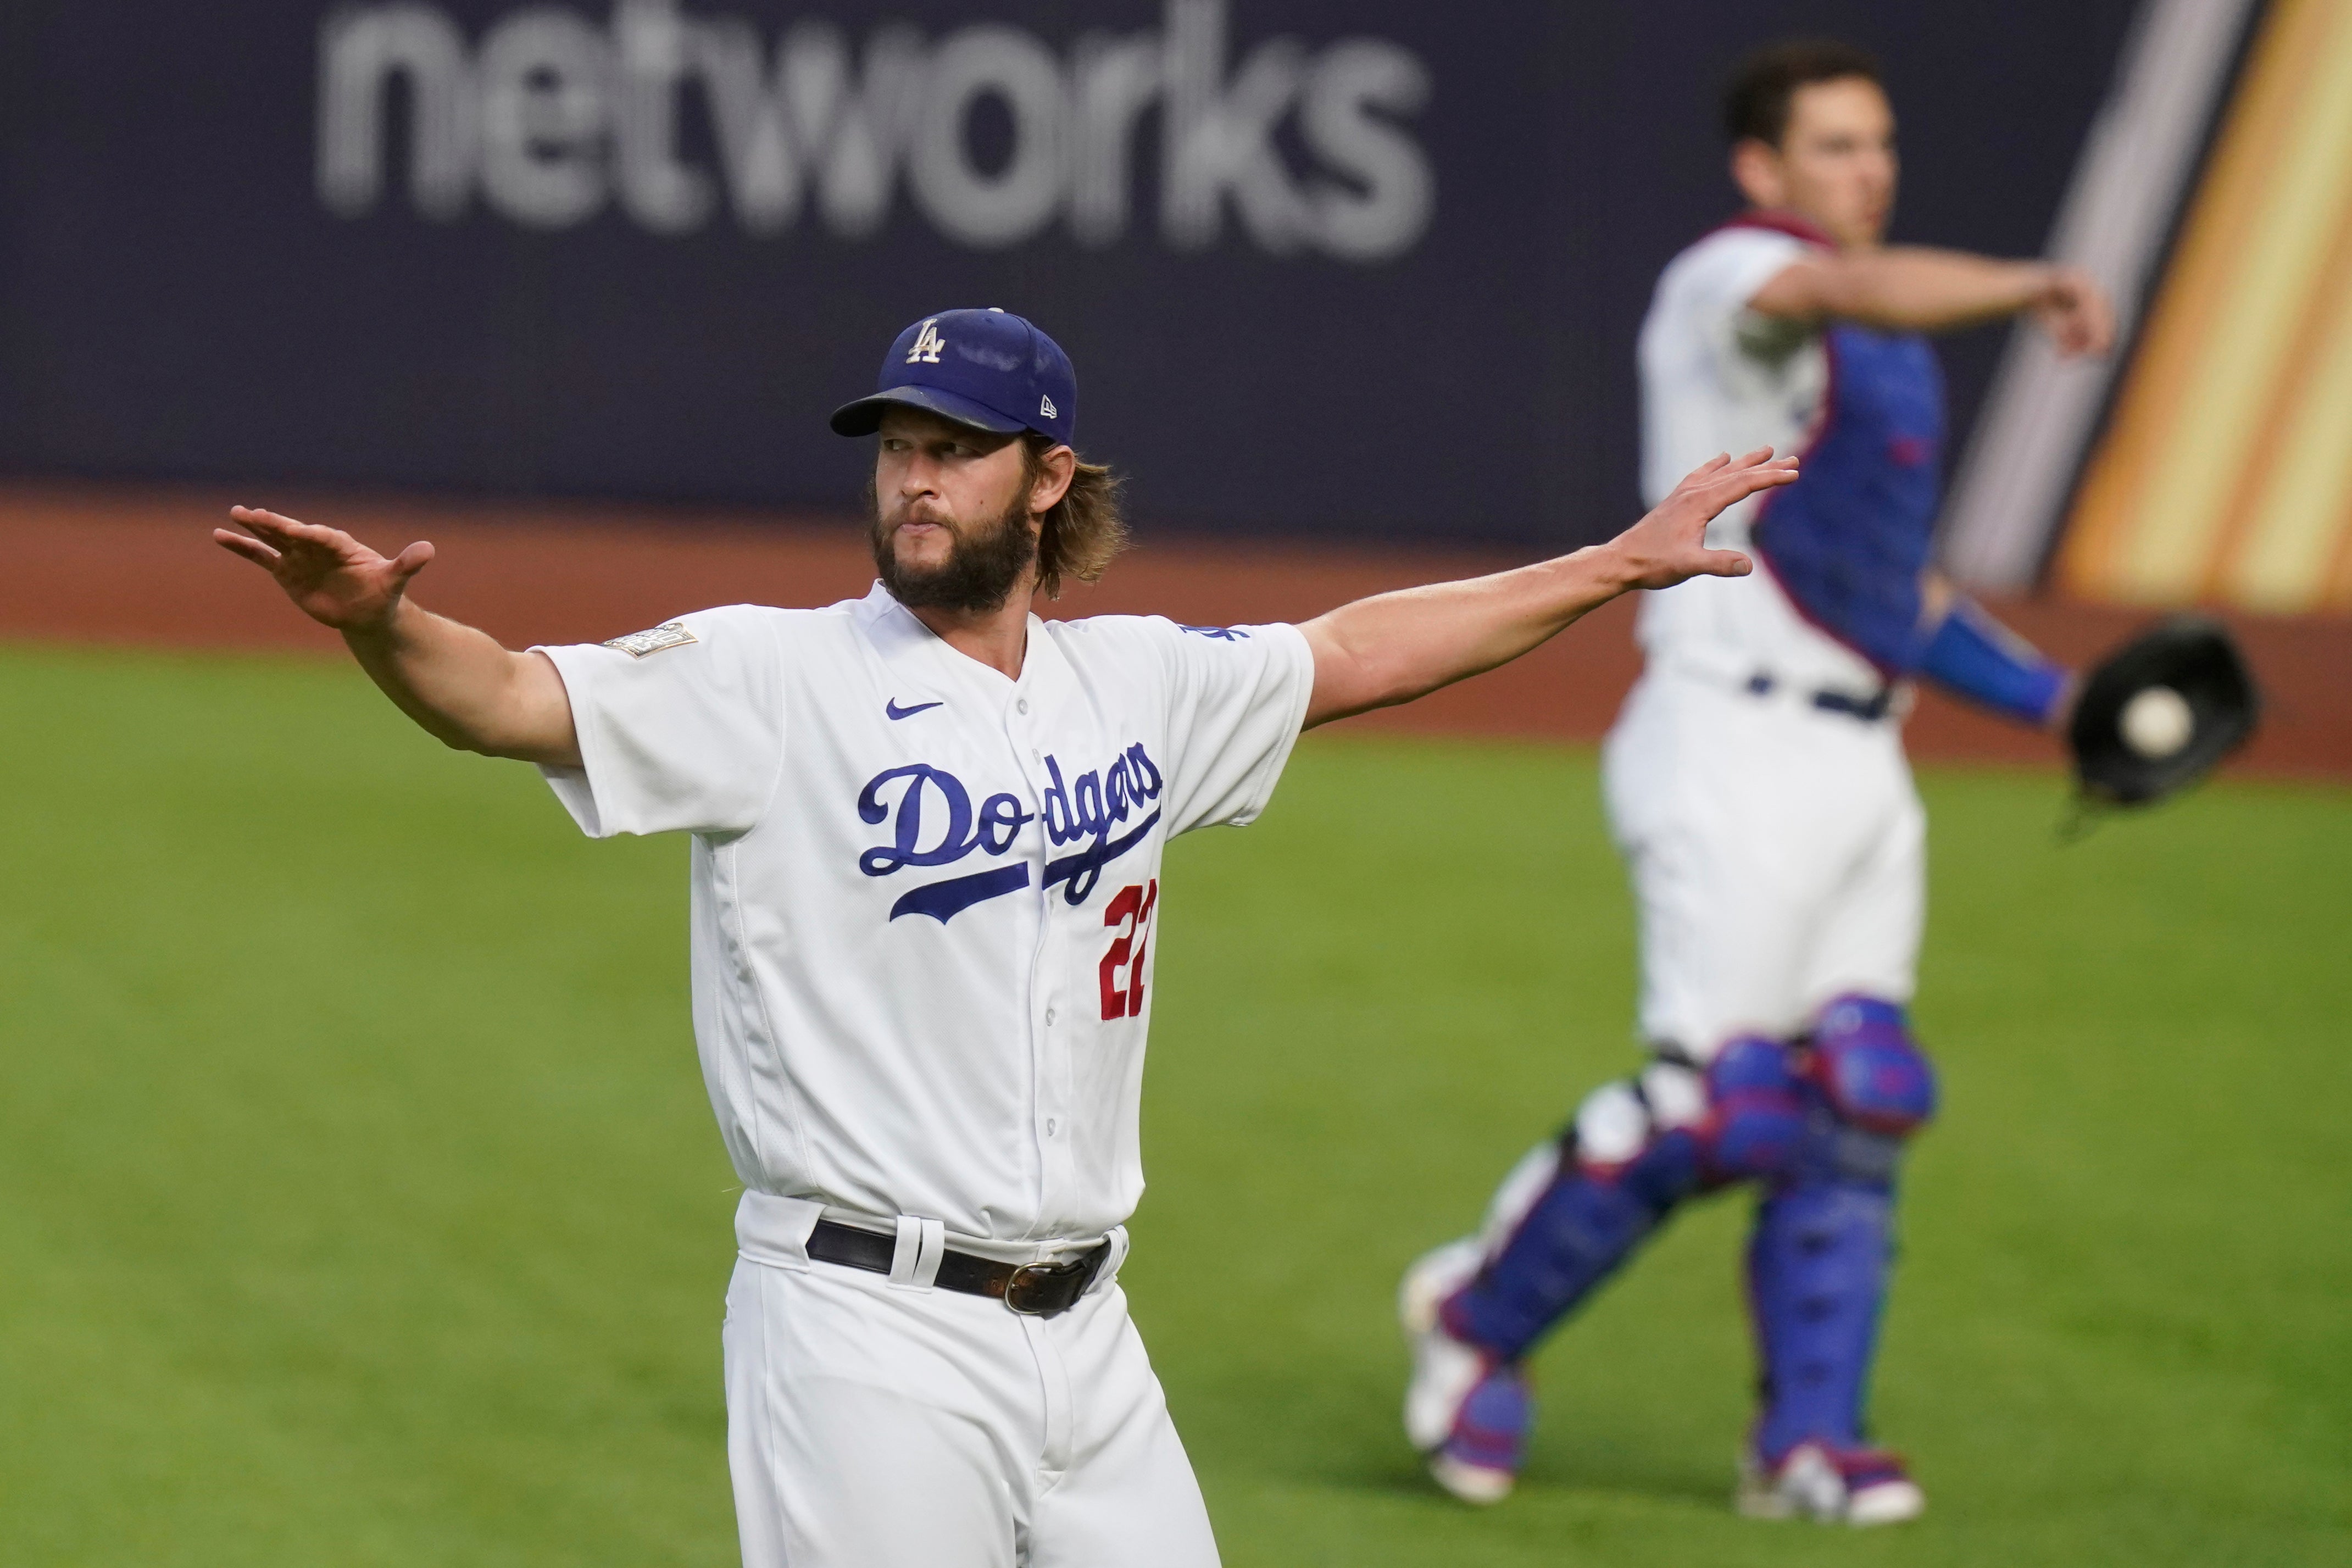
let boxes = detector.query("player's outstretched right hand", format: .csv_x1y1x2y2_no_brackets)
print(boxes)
214,508,435,633
2033,264,2116,359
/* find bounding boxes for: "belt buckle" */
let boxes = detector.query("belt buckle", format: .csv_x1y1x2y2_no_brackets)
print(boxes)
1003,1257,1087,1316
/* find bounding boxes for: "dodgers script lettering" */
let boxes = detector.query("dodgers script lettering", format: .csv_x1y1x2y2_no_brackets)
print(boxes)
858,742,1164,923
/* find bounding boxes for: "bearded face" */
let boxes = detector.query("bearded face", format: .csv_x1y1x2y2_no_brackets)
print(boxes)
868,480,1040,614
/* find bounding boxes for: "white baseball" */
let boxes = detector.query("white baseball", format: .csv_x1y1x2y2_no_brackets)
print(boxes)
2120,685,2195,758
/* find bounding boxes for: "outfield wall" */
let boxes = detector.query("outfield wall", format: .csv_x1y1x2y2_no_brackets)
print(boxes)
9,482,2345,782
0,1,2137,551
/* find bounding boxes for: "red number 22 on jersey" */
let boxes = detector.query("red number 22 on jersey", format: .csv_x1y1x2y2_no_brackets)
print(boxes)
1099,880,1159,1020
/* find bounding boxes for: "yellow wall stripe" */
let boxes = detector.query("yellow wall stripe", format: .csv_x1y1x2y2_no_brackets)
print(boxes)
2058,0,2328,597
2328,494,2352,610
2059,0,2352,615
2324,465,2352,610
2224,204,2352,609
2123,4,2352,599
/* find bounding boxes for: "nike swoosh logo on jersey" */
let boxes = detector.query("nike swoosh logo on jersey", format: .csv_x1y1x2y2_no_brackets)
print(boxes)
885,698,944,720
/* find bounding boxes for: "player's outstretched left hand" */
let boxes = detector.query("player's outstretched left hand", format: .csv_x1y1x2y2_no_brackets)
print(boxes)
214,507,435,633
1602,448,1795,591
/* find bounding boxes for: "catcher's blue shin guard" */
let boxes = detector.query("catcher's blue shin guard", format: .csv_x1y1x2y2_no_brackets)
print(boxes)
1748,996,1937,1463
1444,1127,1698,1359
1444,1041,1804,1361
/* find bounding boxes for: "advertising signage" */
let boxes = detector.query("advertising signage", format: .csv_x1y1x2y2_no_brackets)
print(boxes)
0,2,2136,547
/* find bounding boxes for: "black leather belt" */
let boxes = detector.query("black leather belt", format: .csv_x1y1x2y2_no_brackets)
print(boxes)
805,1219,1108,1317
1745,671,1893,722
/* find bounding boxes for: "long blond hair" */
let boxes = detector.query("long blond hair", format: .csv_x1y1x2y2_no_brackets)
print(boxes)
1025,435,1128,599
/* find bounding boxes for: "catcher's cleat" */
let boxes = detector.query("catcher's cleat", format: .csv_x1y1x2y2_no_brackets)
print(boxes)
1400,1239,1530,1504
1736,1441,1925,1526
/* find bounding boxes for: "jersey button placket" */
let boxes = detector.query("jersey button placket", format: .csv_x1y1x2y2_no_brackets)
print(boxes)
1007,687,1065,1222
1039,1005,1065,1149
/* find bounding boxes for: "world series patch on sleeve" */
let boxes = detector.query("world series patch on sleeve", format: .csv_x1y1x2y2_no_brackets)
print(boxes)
604,622,698,658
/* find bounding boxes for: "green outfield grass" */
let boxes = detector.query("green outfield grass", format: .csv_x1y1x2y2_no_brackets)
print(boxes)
1,643,2344,1566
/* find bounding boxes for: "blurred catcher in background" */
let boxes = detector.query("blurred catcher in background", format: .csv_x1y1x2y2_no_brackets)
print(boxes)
1401,38,2251,1526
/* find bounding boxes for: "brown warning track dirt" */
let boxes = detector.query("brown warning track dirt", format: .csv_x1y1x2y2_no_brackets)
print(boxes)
4,479,2345,781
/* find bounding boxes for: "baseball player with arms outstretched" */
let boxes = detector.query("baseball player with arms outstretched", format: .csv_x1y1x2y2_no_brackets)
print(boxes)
216,307,1791,1568
1401,41,2117,1525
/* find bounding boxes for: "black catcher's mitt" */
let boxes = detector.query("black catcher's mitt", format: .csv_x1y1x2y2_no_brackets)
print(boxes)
2067,615,2259,805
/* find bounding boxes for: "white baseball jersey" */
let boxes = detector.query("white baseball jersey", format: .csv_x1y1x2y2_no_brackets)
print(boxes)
1606,219,1928,1054
533,583,1313,1247
1634,223,1882,696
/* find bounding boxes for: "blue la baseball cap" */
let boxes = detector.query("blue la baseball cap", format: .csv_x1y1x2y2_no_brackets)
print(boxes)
830,308,1077,447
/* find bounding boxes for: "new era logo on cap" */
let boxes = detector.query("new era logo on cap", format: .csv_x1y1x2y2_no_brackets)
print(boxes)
831,308,1077,447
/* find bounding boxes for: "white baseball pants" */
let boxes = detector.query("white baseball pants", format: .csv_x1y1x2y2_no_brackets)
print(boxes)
1602,666,1926,1057
723,1250,1220,1568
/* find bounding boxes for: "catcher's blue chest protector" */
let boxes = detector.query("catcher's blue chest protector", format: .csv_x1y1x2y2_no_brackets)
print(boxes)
1753,325,1945,676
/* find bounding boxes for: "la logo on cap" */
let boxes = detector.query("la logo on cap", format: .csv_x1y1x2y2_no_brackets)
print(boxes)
907,320,946,364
